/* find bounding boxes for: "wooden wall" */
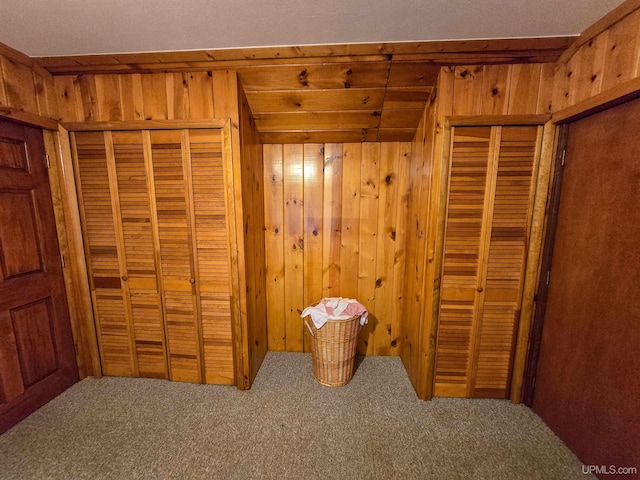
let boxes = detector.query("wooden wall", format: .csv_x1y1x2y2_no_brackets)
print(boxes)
53,71,231,122
263,141,411,355
48,68,268,388
401,63,555,398
553,6,640,112
0,47,102,379
237,80,268,385
0,48,59,121
401,91,438,390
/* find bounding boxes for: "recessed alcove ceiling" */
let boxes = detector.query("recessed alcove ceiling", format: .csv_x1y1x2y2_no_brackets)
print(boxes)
0,0,625,141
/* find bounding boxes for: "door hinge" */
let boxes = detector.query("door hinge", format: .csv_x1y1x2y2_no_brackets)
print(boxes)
60,254,66,268
560,149,566,167
545,270,551,285
44,154,51,169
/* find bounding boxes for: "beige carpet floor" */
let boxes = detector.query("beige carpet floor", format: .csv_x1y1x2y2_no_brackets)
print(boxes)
0,352,592,479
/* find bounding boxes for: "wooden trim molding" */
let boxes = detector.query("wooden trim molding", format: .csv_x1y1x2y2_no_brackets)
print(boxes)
62,119,228,131
44,126,102,378
552,77,640,124
0,41,54,80
0,106,59,130
447,114,551,126
35,37,574,75
510,121,557,403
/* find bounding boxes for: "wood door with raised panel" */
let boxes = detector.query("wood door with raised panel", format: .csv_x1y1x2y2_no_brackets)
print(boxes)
434,125,540,398
0,118,78,434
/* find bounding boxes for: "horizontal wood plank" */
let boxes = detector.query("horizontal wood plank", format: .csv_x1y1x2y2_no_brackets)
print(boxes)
245,88,386,113
35,37,574,75
62,119,227,131
253,111,381,130
259,130,378,144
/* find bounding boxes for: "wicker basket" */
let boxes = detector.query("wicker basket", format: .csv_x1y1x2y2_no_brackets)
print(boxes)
304,315,361,387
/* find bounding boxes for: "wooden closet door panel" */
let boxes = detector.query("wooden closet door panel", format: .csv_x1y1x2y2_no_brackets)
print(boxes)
471,126,540,398
73,132,134,376
434,127,493,397
112,131,168,379
149,130,201,383
188,130,234,385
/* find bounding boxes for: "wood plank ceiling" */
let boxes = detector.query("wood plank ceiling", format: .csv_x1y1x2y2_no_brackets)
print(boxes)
240,60,438,142
35,38,573,142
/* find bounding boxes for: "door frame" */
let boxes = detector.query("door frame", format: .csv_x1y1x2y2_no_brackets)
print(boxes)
521,84,640,405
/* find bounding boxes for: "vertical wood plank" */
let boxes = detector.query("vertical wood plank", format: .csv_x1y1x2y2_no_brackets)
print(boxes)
372,142,400,355
283,144,304,352
213,71,250,388
0,56,39,114
43,77,59,119
536,63,556,115
77,75,99,122
340,143,362,299
142,73,168,120
452,66,484,116
264,144,286,351
420,66,455,399
187,71,215,119
572,33,608,104
357,143,380,354
322,144,343,297
95,74,123,121
601,10,640,90
552,63,571,113
167,72,189,120
481,65,511,115
391,142,411,355
303,144,325,352
508,64,541,114
32,72,48,118
118,74,145,121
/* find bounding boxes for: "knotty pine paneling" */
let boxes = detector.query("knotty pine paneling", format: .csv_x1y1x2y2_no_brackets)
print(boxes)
447,63,556,116
54,71,227,123
400,90,438,392
0,54,59,120
401,62,552,398
554,8,640,112
264,142,411,355
237,81,268,381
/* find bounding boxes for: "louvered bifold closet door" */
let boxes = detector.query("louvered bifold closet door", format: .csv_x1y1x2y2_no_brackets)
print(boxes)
73,131,168,378
188,130,234,384
471,126,540,398
434,127,495,397
73,128,234,384
111,132,168,379
434,125,541,399
148,130,202,383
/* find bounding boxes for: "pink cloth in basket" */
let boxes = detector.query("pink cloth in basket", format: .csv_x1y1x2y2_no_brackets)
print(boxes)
301,297,368,329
